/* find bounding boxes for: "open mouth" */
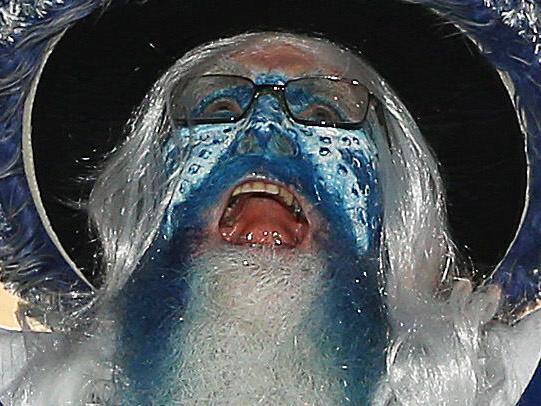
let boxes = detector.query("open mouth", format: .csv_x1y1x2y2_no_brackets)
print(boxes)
219,180,309,248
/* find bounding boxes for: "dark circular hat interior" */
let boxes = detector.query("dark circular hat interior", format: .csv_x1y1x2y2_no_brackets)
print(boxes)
32,0,526,285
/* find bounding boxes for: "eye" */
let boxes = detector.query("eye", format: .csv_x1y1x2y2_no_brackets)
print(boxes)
297,104,342,124
201,97,244,119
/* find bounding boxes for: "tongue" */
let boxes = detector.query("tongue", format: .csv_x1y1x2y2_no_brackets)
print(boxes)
220,196,307,247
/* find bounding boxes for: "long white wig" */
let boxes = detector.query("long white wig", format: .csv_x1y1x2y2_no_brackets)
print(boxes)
87,32,511,404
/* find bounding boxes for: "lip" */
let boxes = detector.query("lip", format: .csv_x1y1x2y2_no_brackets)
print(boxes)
205,175,321,250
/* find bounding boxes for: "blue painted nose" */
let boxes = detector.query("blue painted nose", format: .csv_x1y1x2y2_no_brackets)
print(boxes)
234,94,298,157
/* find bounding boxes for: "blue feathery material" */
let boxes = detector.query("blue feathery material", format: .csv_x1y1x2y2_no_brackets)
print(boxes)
0,1,101,301
411,0,541,324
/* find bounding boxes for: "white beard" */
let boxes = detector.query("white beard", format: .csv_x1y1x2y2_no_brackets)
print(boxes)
150,246,346,405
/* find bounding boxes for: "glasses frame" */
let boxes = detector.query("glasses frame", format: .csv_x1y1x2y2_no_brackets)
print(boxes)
167,74,375,130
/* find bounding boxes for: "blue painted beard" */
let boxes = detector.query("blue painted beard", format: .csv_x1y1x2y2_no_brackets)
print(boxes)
112,83,389,405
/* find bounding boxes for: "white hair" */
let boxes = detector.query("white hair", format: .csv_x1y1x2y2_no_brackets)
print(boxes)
87,32,511,405
88,31,455,297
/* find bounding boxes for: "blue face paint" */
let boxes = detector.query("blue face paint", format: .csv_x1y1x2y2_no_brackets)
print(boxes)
190,84,254,121
285,85,352,123
117,71,388,404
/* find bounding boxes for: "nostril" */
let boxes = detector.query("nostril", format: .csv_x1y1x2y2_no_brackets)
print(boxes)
236,133,262,155
269,133,297,157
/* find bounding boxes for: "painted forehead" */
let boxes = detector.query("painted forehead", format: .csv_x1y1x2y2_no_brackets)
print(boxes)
203,36,356,80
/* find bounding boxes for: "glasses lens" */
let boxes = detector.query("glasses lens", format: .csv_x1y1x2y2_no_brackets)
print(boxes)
284,78,370,127
168,75,255,126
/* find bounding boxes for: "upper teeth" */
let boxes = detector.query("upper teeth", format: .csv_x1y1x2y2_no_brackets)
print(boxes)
232,181,296,206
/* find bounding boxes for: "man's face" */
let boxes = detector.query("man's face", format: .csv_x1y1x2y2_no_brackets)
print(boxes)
162,38,383,255
117,36,390,405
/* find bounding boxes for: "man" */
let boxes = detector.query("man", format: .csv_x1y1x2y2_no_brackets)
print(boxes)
2,32,539,406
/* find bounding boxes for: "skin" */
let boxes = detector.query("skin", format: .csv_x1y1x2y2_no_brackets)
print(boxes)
116,35,390,404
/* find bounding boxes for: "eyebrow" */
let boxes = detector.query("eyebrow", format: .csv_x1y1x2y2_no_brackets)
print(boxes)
203,56,252,77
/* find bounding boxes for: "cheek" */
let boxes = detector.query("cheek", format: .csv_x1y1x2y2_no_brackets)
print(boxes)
160,125,238,240
295,126,381,251
163,125,236,203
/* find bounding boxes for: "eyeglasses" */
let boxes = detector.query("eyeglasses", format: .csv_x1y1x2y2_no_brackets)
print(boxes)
167,74,372,129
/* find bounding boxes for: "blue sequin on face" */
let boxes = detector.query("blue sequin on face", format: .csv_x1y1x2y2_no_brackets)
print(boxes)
121,71,388,404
